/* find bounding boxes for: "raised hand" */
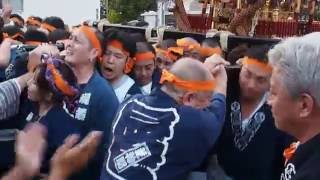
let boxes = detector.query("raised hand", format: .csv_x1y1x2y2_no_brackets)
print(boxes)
49,131,102,180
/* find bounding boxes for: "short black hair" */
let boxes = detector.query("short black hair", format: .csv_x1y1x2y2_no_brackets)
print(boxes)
136,42,155,54
202,38,220,48
227,44,249,65
104,28,136,58
24,29,49,43
48,29,70,43
43,16,65,30
10,14,24,27
245,44,271,63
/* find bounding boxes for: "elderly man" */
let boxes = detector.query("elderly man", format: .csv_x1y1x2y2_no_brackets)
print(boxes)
101,57,227,180
268,32,320,180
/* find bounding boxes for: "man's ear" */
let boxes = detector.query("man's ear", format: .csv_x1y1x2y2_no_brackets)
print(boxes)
181,92,194,105
298,93,315,119
89,48,99,62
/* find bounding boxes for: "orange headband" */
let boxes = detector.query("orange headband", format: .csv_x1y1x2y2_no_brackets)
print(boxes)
160,69,215,92
79,26,103,58
177,38,201,51
27,18,41,26
41,23,56,32
11,17,24,26
47,63,77,96
135,52,155,62
125,52,155,74
156,47,183,62
168,47,184,56
108,40,130,56
155,48,168,56
242,57,272,73
107,40,132,73
200,47,223,57
168,47,184,61
283,142,299,165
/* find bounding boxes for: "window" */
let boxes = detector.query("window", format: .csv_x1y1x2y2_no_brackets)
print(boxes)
1,0,23,12
11,0,23,12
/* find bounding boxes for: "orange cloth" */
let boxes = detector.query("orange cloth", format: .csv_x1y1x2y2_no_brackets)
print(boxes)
176,38,201,51
47,63,77,96
283,141,300,165
200,47,223,57
135,52,155,62
168,47,184,56
156,47,183,62
160,69,215,92
108,40,130,56
79,26,103,58
242,57,273,73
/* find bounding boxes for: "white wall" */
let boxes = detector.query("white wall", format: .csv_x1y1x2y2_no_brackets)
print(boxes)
141,11,157,28
21,0,100,26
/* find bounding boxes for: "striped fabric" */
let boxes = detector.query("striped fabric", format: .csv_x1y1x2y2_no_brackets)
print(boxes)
0,79,20,120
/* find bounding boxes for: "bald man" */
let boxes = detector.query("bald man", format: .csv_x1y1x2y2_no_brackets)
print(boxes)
101,57,227,180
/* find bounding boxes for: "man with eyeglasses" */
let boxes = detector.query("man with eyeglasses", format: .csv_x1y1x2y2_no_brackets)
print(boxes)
100,29,141,103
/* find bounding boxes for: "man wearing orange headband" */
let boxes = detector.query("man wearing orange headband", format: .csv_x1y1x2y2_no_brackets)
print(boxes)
63,26,119,180
201,38,223,61
214,45,290,180
101,58,227,180
133,42,157,95
100,29,141,103
155,39,182,71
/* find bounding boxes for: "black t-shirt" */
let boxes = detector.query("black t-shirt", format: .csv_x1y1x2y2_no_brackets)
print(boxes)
280,133,320,180
215,67,291,180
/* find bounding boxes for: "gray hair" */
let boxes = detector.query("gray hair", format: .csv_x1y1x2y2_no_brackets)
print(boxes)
268,32,320,105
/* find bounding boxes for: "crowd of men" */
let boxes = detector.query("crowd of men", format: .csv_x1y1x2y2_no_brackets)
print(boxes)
0,5,320,180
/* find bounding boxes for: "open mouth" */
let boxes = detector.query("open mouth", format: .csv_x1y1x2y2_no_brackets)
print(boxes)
102,66,115,79
104,67,113,73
